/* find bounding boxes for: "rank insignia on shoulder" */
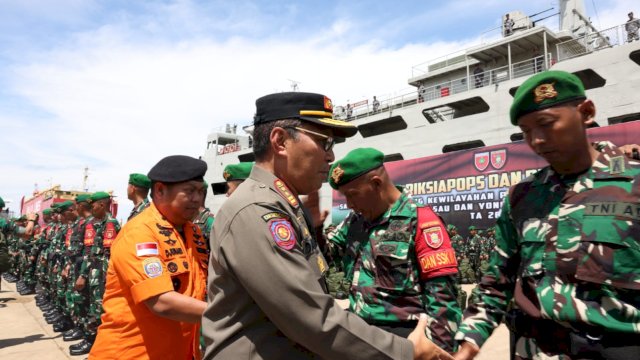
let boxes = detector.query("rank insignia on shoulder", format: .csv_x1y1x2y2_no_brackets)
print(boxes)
317,255,327,274
142,257,163,278
155,223,173,237
274,179,299,208
269,219,297,250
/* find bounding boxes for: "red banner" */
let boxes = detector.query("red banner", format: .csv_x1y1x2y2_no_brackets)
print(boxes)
331,121,640,237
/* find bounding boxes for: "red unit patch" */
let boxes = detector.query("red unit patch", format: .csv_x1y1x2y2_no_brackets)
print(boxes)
269,219,297,250
422,226,444,249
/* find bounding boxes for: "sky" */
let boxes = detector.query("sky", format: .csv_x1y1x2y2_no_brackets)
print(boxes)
0,0,635,221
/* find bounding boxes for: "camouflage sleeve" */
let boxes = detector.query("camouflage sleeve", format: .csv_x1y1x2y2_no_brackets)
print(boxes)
422,274,462,352
454,196,519,348
325,214,350,264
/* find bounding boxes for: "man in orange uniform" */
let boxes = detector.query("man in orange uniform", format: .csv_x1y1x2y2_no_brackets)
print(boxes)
90,155,209,360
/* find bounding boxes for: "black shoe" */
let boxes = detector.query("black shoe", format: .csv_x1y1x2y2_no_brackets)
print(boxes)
43,309,58,317
69,339,93,356
46,314,63,324
63,328,84,342
41,304,55,312
53,320,73,332
19,287,35,295
69,340,87,351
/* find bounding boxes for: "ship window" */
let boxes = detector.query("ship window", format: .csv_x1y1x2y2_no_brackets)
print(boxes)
238,153,256,162
357,116,408,138
572,69,605,90
630,50,640,66
421,96,489,124
510,133,524,142
442,140,485,153
608,113,640,125
211,182,227,195
508,69,606,97
383,153,404,162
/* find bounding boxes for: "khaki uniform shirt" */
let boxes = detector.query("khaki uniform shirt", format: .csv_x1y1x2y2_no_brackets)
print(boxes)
203,166,413,360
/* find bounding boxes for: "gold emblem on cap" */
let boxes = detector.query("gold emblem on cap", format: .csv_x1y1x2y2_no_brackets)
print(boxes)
331,165,344,184
223,171,231,181
533,83,557,103
324,96,333,111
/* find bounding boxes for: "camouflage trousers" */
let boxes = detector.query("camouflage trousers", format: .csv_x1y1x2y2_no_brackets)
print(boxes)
325,266,349,298
55,266,69,314
66,266,88,327
21,255,38,286
83,257,106,337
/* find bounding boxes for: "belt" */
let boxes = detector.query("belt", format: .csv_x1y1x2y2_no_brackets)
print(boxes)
526,318,640,358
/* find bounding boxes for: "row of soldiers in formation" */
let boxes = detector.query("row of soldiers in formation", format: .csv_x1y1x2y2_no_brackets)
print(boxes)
0,172,216,356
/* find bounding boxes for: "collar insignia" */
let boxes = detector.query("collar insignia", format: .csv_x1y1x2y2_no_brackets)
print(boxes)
274,179,299,208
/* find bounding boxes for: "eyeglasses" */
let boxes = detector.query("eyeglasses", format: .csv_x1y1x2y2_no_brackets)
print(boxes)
284,126,335,152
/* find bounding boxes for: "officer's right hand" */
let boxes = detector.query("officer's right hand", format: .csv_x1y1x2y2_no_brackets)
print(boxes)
74,276,86,291
453,340,479,360
409,314,454,360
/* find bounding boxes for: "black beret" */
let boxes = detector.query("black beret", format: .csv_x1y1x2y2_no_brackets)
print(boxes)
148,155,208,183
253,92,358,138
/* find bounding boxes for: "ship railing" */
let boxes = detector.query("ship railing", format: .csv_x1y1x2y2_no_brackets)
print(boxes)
345,53,551,120
556,23,625,62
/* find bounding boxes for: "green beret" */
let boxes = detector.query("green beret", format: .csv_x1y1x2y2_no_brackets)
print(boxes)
57,200,74,212
18,215,27,221
75,194,91,203
329,148,384,189
0,196,4,208
468,225,477,231
510,70,586,125
447,224,457,231
129,173,151,189
42,208,53,215
90,191,111,202
223,162,254,182
148,155,207,183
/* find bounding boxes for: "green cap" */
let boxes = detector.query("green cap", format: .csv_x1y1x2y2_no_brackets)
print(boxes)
90,191,111,202
468,225,477,231
75,194,91,203
329,148,384,189
42,208,53,215
129,173,151,189
510,70,586,125
447,224,457,231
57,200,74,212
0,196,4,208
18,215,27,221
223,162,254,182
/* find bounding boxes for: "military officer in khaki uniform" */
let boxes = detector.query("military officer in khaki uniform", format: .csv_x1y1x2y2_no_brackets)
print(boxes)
203,92,452,360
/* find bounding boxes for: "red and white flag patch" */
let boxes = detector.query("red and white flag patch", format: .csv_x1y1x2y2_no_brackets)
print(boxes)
136,242,159,257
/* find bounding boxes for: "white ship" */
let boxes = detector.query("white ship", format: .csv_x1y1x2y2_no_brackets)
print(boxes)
202,0,640,213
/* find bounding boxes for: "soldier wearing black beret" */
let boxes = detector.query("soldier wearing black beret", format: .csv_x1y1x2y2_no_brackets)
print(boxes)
91,155,210,359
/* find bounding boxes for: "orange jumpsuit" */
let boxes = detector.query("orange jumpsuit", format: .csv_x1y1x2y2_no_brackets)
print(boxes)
90,204,208,360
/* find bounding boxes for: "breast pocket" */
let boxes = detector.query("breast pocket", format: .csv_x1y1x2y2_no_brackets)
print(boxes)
518,220,547,278
576,217,640,290
374,241,415,292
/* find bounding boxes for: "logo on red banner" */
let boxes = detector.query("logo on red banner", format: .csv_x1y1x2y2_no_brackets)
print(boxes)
474,152,489,171
490,149,507,169
422,226,444,249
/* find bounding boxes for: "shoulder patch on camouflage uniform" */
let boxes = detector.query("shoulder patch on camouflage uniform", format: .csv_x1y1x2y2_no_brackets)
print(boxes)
269,219,297,250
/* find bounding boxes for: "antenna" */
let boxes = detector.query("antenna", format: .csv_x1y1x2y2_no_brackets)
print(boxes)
82,166,89,192
287,79,301,92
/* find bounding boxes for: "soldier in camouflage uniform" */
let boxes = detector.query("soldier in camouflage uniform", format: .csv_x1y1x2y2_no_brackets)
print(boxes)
34,208,54,307
455,71,640,359
70,191,120,356
127,173,151,221
326,148,461,352
465,226,481,284
0,197,10,284
50,200,78,332
447,224,467,309
61,194,92,342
